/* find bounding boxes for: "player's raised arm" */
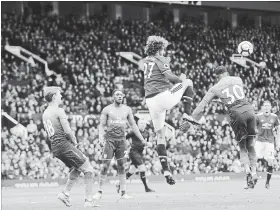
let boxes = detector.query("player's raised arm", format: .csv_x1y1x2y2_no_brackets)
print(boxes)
192,89,216,121
99,107,108,144
127,107,146,144
58,108,77,145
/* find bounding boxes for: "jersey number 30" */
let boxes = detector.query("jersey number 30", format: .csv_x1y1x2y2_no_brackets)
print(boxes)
43,120,55,137
143,62,155,79
221,85,245,104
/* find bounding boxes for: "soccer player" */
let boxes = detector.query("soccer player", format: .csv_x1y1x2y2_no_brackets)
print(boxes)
255,101,280,189
93,89,147,200
139,35,199,185
116,119,155,193
190,66,258,189
42,86,98,207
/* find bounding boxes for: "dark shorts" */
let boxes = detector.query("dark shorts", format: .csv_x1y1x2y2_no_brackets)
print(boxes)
129,149,144,166
229,109,256,142
102,139,127,160
54,141,87,169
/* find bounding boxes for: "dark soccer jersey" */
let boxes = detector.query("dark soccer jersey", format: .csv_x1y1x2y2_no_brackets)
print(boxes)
193,76,254,121
256,113,279,143
210,76,253,112
42,106,69,152
104,104,130,141
139,55,172,98
127,129,149,152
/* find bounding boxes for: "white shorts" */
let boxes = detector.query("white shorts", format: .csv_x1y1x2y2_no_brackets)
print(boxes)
255,141,275,160
145,83,186,131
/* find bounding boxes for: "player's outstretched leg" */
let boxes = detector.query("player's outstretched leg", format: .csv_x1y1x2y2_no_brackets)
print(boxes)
138,165,155,192
93,160,111,200
265,159,273,189
156,128,175,185
58,168,81,207
80,160,100,207
246,136,258,188
117,158,133,199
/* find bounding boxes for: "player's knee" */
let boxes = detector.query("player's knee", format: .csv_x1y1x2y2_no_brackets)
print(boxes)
156,129,166,144
69,169,82,180
267,159,273,166
183,79,193,87
118,164,125,174
80,160,94,174
138,164,146,172
129,165,137,174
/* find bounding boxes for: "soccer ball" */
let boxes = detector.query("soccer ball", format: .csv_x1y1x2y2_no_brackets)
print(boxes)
237,41,253,57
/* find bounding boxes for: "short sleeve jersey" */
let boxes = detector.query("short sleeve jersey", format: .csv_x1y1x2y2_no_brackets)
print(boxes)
139,55,172,97
256,113,279,143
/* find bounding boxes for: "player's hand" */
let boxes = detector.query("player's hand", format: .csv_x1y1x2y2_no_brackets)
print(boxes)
179,73,187,80
145,142,153,148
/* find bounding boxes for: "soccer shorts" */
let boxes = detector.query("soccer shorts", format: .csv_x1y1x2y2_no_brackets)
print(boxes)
102,139,127,160
145,83,185,131
55,142,87,169
129,149,144,166
229,109,256,142
255,141,275,160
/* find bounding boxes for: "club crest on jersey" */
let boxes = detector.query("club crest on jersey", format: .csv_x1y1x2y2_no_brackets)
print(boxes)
164,64,169,68
270,119,274,123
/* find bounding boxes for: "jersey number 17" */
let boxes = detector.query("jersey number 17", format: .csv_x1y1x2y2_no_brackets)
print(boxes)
143,62,155,79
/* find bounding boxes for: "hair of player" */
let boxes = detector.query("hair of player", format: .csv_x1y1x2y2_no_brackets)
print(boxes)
45,92,56,102
144,36,169,56
263,100,271,106
112,89,124,96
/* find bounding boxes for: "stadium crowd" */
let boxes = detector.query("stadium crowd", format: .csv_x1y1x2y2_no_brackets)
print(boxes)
1,11,280,179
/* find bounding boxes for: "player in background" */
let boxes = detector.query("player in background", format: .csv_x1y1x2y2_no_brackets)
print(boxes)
139,35,200,185
42,87,98,208
93,89,147,200
116,119,155,193
190,66,258,189
255,101,280,189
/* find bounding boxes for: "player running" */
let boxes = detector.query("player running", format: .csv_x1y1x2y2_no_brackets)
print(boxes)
190,66,258,189
93,89,147,200
116,119,155,193
139,35,199,185
255,101,280,189
42,86,98,208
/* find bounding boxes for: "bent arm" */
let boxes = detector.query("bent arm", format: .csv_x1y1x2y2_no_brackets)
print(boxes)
59,109,77,145
163,71,182,84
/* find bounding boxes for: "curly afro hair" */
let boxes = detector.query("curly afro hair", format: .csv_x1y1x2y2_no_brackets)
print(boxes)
144,36,169,56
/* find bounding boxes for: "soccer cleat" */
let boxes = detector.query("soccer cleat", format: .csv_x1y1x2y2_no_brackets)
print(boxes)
57,192,72,207
145,188,155,193
120,193,133,199
93,191,102,200
182,113,201,125
244,183,249,190
84,199,100,208
165,175,176,185
246,173,253,189
116,181,120,194
265,183,270,189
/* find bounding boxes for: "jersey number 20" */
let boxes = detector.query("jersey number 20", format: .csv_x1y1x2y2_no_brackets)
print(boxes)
143,62,155,79
43,120,55,137
221,85,245,104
